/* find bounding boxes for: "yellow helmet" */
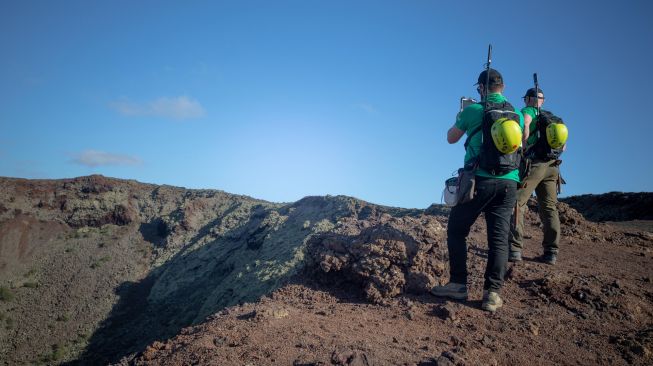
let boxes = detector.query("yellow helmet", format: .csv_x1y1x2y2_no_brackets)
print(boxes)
546,123,568,149
491,118,522,154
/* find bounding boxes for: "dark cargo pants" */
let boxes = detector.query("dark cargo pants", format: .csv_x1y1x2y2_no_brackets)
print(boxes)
447,176,518,292
509,160,561,255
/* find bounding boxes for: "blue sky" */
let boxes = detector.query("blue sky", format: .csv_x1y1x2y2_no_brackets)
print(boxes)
1,0,652,208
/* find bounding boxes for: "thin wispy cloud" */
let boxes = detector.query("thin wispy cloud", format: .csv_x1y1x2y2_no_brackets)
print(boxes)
354,102,378,114
71,150,142,168
110,96,206,120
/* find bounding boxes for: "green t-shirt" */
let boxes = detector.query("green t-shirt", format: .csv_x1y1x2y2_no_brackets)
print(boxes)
454,93,524,182
522,106,538,147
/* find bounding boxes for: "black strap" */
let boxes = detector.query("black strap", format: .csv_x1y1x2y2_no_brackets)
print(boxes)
463,101,513,151
463,125,482,150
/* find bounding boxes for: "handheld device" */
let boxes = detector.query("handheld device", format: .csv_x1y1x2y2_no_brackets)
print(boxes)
460,97,477,111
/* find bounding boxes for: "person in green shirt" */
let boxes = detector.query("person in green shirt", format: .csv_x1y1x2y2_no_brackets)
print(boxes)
508,88,562,265
431,68,524,312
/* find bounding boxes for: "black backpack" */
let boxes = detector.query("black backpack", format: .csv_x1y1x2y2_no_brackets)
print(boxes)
475,101,522,175
530,110,564,161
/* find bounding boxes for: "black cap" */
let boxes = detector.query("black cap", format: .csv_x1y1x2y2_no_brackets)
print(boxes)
523,87,544,97
474,68,503,86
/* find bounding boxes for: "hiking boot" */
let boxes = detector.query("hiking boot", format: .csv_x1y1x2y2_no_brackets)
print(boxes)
508,251,522,262
482,290,503,312
430,282,468,300
539,253,557,265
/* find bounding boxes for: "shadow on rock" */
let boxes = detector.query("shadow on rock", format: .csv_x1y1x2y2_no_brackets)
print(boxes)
72,196,381,364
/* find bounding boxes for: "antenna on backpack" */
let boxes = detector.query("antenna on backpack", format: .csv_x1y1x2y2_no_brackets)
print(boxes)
484,44,492,108
533,73,542,143
533,73,541,115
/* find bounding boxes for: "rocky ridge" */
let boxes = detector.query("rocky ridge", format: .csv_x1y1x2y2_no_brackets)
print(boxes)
0,176,651,365
0,175,437,364
133,197,653,366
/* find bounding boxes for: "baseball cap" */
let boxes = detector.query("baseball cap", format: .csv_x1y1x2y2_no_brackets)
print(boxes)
474,68,503,86
523,87,544,98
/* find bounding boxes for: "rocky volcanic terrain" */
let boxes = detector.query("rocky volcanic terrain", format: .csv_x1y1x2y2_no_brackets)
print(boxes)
0,176,651,365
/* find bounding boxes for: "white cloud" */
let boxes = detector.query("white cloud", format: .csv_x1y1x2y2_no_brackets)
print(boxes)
110,96,206,120
71,150,142,168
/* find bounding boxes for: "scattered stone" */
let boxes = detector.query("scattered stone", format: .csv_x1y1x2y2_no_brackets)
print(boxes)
227,340,241,347
441,350,459,363
399,298,414,308
270,308,290,319
434,304,458,322
252,306,290,320
141,347,157,361
331,348,372,366
435,356,454,366
450,336,465,348
610,327,653,363
293,358,325,366
481,334,494,346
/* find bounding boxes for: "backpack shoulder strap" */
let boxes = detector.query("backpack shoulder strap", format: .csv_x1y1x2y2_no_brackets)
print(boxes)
461,102,486,150
463,125,482,150
462,100,516,151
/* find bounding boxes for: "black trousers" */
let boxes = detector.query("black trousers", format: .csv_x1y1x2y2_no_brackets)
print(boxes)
447,176,517,292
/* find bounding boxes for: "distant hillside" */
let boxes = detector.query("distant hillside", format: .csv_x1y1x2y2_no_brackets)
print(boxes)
560,192,653,222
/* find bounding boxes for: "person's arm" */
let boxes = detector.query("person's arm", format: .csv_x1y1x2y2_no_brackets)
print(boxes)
522,113,532,145
447,125,465,144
